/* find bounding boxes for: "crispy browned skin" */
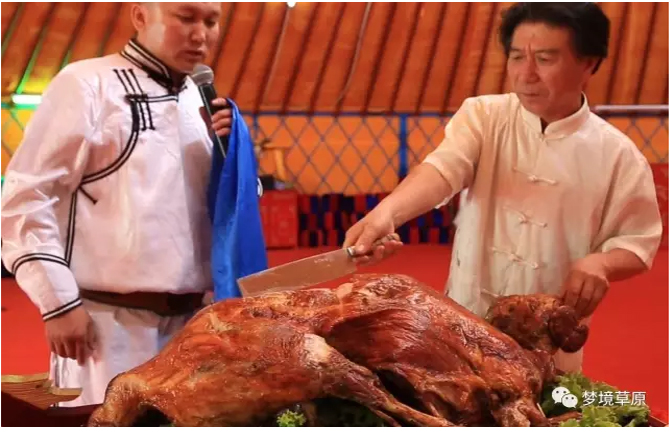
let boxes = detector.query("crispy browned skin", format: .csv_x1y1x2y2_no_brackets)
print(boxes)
318,274,553,426
88,274,587,427
88,288,451,427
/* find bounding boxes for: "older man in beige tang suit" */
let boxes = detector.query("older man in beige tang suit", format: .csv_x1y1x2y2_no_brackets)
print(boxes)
344,3,663,373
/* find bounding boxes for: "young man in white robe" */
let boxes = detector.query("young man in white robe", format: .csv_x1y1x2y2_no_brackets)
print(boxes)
344,3,663,373
1,3,236,406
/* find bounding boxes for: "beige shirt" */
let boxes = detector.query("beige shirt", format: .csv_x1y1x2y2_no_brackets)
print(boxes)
424,93,662,319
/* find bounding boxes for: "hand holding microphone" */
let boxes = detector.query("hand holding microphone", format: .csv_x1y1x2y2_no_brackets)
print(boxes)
205,98,232,137
190,64,264,198
191,64,233,155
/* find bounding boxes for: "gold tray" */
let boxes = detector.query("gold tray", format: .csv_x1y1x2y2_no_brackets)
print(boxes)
1,372,81,409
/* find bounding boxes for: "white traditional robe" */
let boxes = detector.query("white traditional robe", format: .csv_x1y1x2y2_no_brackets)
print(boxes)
1,39,216,406
423,93,662,372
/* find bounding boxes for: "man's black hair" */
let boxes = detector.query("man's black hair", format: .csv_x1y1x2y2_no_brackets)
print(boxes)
499,3,610,74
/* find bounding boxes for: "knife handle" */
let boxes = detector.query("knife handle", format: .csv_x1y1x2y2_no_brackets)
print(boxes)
345,234,400,258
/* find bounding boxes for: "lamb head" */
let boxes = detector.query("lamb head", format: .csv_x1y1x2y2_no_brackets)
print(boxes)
485,294,589,354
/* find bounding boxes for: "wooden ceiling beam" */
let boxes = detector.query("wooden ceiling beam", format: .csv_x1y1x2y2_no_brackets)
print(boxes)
472,2,498,97
441,3,472,115
253,4,288,113
1,3,25,59
390,3,421,114
334,2,372,115
635,2,658,105
307,2,345,115
97,3,123,58
15,3,58,95
606,2,629,104
0,2,666,111
361,3,397,114
210,3,236,73
231,3,266,101
281,3,319,114
59,2,92,71
415,3,447,115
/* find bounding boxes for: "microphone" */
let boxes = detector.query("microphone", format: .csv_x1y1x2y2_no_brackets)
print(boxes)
191,64,228,158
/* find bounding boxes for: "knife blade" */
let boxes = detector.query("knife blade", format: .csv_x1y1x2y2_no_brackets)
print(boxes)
237,247,358,297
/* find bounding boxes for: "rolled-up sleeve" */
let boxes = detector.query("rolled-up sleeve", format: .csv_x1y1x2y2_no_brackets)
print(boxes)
422,97,486,204
1,66,97,320
592,147,663,269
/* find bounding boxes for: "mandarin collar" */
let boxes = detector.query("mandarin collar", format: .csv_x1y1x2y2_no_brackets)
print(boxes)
120,38,187,93
519,93,591,139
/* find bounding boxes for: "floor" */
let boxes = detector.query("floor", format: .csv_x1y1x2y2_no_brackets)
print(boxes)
1,245,668,420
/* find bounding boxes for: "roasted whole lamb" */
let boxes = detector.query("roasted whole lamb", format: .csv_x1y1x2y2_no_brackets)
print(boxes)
88,274,588,427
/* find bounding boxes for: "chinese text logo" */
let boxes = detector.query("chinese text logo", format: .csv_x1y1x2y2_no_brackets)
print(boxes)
552,386,646,408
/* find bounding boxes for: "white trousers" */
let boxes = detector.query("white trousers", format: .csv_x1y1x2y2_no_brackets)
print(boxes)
552,315,592,374
554,348,584,373
50,299,192,407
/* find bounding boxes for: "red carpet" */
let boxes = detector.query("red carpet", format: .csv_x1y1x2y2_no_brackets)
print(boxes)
1,245,668,420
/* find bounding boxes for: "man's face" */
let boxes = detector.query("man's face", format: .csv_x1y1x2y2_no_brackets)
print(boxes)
134,2,221,73
507,22,595,123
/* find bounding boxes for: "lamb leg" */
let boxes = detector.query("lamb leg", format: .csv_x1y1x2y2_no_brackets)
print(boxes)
423,374,496,425
492,398,548,427
309,335,454,427
88,374,152,426
358,363,488,426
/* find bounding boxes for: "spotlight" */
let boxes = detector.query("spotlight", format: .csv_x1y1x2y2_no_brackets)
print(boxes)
11,94,42,107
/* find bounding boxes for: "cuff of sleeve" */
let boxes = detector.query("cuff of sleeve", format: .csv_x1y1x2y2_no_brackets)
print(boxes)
599,238,655,270
13,259,82,321
422,157,459,208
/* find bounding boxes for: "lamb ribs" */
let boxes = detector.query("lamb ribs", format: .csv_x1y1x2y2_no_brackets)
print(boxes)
88,274,588,427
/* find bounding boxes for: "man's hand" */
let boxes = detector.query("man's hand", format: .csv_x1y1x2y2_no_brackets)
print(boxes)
342,164,452,266
561,254,610,318
343,207,403,265
44,306,98,366
202,290,215,307
199,98,232,137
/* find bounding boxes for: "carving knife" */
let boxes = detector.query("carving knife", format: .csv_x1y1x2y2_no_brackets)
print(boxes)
237,246,360,297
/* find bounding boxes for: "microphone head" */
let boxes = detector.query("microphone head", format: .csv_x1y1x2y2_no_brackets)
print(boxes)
190,64,214,86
